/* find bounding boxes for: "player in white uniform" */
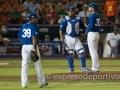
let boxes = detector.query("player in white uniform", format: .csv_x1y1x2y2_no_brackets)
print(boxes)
41,35,52,55
0,33,10,54
59,6,89,72
107,26,120,58
18,13,48,88
85,3,100,72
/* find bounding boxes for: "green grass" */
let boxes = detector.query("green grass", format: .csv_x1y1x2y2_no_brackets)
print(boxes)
1,59,120,67
0,80,120,90
0,59,120,90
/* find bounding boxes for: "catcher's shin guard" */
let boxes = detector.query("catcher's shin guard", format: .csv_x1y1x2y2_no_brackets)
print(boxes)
77,48,86,68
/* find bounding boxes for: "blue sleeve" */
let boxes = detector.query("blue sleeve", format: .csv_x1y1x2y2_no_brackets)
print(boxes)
79,18,85,29
59,18,67,31
31,25,39,37
85,14,95,33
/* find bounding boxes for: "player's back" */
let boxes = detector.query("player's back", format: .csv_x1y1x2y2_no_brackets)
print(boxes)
18,23,38,45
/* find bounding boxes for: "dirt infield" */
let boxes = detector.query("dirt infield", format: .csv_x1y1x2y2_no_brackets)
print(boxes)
1,72,120,80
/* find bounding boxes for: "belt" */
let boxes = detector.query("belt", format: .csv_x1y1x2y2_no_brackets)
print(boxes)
65,34,77,38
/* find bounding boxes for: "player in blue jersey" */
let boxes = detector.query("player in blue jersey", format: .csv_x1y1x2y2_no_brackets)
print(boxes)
85,3,100,72
59,6,89,72
18,13,48,88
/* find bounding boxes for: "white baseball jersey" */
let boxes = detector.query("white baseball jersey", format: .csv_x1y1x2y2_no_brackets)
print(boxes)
107,33,120,49
78,11,91,18
42,45,52,55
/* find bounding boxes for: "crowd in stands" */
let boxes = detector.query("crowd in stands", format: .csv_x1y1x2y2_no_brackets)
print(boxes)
0,0,92,25
0,0,120,25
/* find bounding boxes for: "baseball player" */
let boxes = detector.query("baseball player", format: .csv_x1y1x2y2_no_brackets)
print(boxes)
85,3,100,72
59,6,88,72
17,13,48,88
107,26,120,58
41,35,52,55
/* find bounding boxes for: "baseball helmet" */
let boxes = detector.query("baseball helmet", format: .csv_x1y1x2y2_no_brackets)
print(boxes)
89,3,97,9
28,13,38,20
66,6,75,11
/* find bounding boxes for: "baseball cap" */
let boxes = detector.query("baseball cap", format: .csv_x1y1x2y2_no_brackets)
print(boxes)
114,26,119,30
66,6,75,11
28,13,38,20
89,3,97,9
45,35,50,38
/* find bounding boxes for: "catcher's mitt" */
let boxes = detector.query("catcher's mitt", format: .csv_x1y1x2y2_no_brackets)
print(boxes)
30,50,39,62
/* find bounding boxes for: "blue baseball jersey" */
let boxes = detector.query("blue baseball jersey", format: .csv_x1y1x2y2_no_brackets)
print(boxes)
17,22,39,45
59,15,85,37
86,13,100,33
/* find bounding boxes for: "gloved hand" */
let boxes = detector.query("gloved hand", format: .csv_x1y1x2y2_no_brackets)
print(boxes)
30,50,39,62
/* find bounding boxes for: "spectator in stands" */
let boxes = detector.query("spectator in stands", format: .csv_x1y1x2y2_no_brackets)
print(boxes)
57,5,68,24
39,0,45,10
75,8,80,17
74,0,80,6
24,0,41,13
46,4,57,24
61,0,67,5
106,26,120,58
57,5,68,16
104,0,118,23
0,33,10,54
41,35,52,55
8,6,22,24
22,8,30,24
76,0,86,11
51,0,62,11
47,4,57,17
78,4,91,23
35,8,46,24
65,0,75,9
118,3,120,18
22,0,32,8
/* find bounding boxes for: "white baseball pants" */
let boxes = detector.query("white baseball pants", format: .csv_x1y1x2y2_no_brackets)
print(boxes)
87,32,99,70
21,45,45,87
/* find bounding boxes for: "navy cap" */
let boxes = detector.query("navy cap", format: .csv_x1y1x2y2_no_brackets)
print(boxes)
67,6,75,11
28,13,38,20
89,3,97,9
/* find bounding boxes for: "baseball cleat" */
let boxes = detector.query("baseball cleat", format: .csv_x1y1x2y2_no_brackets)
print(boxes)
40,82,48,88
69,69,74,73
81,67,90,72
87,69,100,72
22,86,28,88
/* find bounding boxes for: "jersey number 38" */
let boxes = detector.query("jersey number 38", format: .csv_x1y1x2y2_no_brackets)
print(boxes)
22,29,31,38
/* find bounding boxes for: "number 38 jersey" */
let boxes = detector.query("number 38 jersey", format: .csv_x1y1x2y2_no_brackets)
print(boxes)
17,22,39,45
85,13,100,33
